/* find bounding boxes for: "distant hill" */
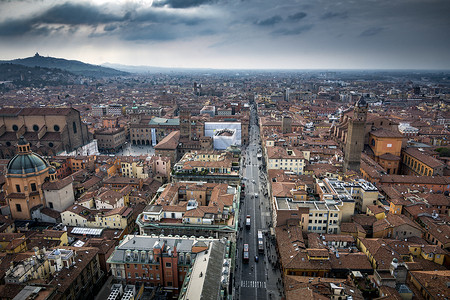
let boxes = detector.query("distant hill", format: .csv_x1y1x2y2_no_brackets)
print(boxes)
1,53,128,78
0,63,79,88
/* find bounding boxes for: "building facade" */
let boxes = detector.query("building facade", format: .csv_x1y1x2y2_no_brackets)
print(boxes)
0,107,92,157
94,127,127,153
107,235,229,298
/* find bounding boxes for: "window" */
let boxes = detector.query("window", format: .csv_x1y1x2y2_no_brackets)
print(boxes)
12,124,19,131
156,274,160,280
30,183,37,191
128,272,131,278
73,122,77,134
16,185,21,193
16,204,22,212
49,202,54,209
54,124,60,131
135,264,138,269
165,262,171,268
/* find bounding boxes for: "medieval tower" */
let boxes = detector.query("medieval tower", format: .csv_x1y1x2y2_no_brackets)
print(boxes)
343,96,368,172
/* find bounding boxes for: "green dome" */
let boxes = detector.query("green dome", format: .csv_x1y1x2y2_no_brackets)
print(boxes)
7,152,50,175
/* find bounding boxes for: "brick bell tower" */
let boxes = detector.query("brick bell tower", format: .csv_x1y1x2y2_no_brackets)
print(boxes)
343,96,368,172
179,110,191,140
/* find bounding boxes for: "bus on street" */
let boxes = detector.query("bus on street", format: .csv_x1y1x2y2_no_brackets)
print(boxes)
257,230,264,253
243,243,249,263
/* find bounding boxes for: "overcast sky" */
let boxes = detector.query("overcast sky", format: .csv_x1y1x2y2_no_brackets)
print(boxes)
0,0,449,69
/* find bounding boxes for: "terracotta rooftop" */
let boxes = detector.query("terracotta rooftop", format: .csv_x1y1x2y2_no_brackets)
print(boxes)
403,148,445,168
154,130,180,150
370,128,404,138
409,270,450,298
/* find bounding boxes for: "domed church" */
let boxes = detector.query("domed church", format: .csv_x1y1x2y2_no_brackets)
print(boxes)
5,136,51,220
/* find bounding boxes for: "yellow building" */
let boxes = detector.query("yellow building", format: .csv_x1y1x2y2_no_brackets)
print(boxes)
366,205,387,220
42,230,69,247
388,198,405,215
94,206,133,229
120,158,148,179
61,205,132,230
368,129,403,174
5,137,51,220
357,238,413,270
420,245,446,265
402,148,444,176
0,233,27,253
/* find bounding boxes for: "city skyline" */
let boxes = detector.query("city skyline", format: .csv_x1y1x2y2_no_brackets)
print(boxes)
1,0,450,70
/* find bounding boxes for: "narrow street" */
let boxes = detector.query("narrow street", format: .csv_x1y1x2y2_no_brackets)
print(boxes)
234,103,284,299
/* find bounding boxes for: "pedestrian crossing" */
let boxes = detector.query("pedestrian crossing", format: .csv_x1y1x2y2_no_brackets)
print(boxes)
241,280,266,289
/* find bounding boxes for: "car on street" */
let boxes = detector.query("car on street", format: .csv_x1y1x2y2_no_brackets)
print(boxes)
246,215,251,229
254,255,259,262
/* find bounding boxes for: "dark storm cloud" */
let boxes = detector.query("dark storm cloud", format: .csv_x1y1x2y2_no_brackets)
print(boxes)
359,27,385,37
104,24,117,32
0,2,123,36
38,2,124,25
255,15,283,26
272,24,313,36
288,12,307,22
152,0,216,9
0,0,449,69
0,1,208,40
321,11,348,20
133,10,204,26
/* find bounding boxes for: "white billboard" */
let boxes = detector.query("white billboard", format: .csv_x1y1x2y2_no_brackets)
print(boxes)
204,122,241,149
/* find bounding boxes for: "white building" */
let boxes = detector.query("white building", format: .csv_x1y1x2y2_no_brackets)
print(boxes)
398,122,419,137
266,146,305,174
43,172,75,212
204,122,242,150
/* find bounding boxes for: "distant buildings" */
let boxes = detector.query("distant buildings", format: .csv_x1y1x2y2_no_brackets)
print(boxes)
92,104,122,117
